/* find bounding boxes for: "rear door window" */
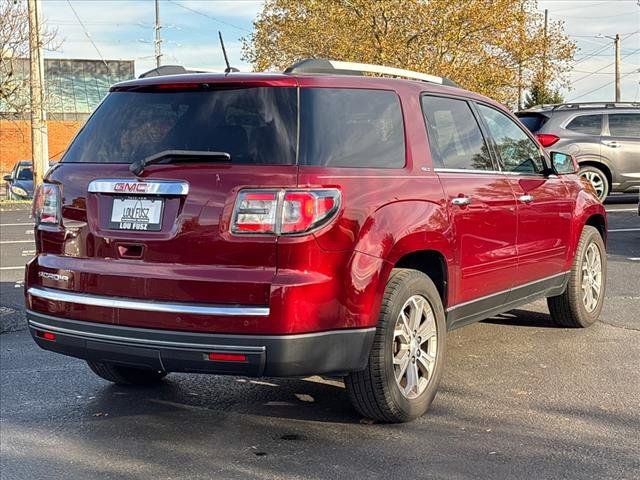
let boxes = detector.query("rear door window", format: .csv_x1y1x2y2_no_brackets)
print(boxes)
608,113,640,137
477,104,544,174
62,87,298,165
421,95,493,170
566,114,603,135
299,88,405,168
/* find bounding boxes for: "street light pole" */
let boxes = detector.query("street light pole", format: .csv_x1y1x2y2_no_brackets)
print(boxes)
614,33,620,102
154,0,162,68
27,0,48,188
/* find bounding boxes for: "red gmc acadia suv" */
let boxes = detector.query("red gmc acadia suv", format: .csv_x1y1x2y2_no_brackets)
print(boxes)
26,59,607,422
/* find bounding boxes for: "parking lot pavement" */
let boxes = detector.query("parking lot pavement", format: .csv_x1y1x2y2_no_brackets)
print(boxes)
1,199,639,479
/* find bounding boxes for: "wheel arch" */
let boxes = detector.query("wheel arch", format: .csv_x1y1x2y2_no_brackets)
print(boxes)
394,250,448,308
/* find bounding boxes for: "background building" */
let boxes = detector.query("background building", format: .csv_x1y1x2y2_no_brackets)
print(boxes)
0,58,134,174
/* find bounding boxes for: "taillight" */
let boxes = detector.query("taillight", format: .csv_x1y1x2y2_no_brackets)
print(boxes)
32,183,61,225
535,133,560,147
232,188,341,235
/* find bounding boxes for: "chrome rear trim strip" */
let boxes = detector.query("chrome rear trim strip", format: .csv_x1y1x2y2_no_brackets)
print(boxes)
27,287,269,317
88,179,189,195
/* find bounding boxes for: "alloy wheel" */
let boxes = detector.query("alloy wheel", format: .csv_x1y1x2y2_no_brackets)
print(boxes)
581,242,603,313
581,171,606,200
393,295,438,399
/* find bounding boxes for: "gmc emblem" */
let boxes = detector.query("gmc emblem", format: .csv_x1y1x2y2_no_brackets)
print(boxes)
114,182,147,193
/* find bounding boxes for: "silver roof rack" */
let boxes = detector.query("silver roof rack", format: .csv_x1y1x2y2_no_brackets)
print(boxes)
284,59,459,87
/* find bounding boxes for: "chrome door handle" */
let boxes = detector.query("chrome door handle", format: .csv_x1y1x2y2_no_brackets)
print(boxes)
451,196,471,206
519,194,534,203
602,140,621,148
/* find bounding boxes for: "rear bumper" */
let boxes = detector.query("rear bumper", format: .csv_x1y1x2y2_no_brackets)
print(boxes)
26,310,375,377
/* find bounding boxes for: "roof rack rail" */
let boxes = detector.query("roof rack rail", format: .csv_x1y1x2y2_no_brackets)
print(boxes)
284,59,459,87
138,65,219,79
552,102,640,110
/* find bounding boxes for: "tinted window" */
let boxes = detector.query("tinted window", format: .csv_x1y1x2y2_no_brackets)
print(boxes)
421,96,492,170
62,88,297,165
516,113,548,133
299,88,405,168
566,114,602,135
608,113,640,137
478,104,544,174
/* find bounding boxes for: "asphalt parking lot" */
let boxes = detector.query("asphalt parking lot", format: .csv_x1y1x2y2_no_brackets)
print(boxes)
1,197,639,479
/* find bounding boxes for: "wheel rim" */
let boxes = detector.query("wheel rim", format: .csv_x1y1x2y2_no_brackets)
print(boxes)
581,171,606,199
393,295,438,399
581,242,603,313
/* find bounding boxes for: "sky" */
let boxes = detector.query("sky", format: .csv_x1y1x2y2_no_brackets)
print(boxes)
41,0,640,104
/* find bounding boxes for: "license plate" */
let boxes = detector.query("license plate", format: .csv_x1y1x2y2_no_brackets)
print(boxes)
109,197,163,231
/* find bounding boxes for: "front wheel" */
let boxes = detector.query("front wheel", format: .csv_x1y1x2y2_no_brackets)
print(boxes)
345,269,447,423
87,361,168,386
547,225,606,328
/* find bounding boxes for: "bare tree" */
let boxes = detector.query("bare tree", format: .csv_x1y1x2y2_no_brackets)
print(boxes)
0,0,59,116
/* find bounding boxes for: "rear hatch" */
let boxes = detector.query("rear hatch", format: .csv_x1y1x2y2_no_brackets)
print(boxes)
32,81,299,330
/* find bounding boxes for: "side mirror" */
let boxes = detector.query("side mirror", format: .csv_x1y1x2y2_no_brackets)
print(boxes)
3,174,12,182
550,151,578,175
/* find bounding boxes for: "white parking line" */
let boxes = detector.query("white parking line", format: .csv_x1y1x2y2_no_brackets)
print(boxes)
0,223,33,226
0,240,34,244
605,208,637,213
0,266,25,271
629,258,640,261
608,228,640,233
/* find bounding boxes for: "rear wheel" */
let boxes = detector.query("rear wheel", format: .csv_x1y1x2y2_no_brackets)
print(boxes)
547,225,606,328
345,269,446,423
87,361,168,386
579,166,609,201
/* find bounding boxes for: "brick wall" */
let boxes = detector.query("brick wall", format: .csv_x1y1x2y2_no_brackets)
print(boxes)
0,120,84,174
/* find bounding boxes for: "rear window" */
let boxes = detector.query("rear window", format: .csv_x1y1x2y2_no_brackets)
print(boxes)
566,114,602,135
515,113,548,133
62,87,298,165
299,88,405,168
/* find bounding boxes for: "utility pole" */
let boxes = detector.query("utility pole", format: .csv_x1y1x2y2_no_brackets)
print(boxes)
154,0,162,68
542,8,548,92
27,0,48,188
614,33,620,102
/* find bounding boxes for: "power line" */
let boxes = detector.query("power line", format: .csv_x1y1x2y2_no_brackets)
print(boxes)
65,0,112,74
568,70,639,101
167,0,251,33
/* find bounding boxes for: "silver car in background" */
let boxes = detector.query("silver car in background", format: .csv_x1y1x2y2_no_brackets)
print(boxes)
516,102,640,201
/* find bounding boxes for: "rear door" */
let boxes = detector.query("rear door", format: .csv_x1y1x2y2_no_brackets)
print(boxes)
604,112,640,190
37,84,299,331
422,95,518,309
476,103,573,287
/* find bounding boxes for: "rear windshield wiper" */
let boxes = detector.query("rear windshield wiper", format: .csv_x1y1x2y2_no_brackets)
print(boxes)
130,150,231,175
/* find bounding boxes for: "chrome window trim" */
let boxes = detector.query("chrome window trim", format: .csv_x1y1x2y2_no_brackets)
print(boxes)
446,271,569,312
88,179,189,195
434,168,546,177
28,287,268,317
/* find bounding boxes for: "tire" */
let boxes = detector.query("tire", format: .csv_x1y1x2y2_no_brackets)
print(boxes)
547,225,606,328
579,166,609,201
345,268,447,423
87,361,168,386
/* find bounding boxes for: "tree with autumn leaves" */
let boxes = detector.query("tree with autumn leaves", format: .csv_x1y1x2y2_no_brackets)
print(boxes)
242,0,575,107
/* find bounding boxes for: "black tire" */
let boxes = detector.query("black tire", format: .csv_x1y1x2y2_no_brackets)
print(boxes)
345,268,446,423
579,165,609,201
87,361,168,386
547,225,606,328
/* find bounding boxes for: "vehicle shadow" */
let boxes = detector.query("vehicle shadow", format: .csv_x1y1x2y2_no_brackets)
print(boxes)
482,308,558,328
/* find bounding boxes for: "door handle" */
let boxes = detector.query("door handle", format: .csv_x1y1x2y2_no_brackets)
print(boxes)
602,140,621,148
519,194,534,204
451,196,471,206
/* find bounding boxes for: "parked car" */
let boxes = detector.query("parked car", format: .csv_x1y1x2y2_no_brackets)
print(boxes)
25,59,607,423
3,160,34,200
516,102,640,201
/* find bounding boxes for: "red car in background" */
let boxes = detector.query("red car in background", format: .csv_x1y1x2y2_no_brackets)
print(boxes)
26,60,606,422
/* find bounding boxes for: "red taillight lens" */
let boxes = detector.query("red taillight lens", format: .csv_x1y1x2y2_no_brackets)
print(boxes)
232,188,340,235
535,133,560,148
207,352,247,363
32,183,61,225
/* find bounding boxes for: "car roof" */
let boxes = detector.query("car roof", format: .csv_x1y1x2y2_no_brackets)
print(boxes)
110,71,504,112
